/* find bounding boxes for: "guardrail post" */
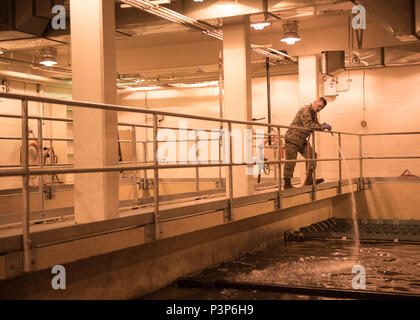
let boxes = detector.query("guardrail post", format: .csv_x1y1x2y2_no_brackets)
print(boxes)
152,114,161,240
338,133,342,194
195,130,199,192
21,99,31,273
359,135,364,190
37,118,45,214
311,130,316,201
143,140,148,189
277,126,282,210
132,125,138,206
226,122,233,222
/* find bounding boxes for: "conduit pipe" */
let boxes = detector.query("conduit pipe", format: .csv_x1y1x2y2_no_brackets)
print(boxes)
0,70,71,88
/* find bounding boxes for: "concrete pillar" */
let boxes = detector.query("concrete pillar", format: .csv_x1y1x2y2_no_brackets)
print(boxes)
70,0,119,223
298,55,319,106
298,55,321,178
222,16,254,198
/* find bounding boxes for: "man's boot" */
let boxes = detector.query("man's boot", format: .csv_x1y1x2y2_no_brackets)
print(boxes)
305,171,324,186
284,178,294,189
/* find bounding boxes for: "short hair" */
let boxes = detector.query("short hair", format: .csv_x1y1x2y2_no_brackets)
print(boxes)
319,97,327,107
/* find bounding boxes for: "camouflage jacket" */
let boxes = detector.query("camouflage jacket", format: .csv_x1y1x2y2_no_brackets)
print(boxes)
285,105,325,147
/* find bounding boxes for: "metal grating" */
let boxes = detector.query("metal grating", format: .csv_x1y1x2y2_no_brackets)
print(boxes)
298,218,420,242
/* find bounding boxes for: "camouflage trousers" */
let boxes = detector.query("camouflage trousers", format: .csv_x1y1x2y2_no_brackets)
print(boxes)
283,141,317,179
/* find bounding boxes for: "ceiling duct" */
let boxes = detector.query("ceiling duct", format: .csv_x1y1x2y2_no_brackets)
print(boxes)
416,0,420,37
0,0,51,36
384,43,420,66
353,0,420,41
345,48,384,68
343,43,420,69
321,51,345,75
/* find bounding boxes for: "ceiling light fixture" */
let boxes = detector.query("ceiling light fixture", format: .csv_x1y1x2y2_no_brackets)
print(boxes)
281,21,301,45
251,22,271,31
193,0,204,2
39,47,58,67
0,48,4,55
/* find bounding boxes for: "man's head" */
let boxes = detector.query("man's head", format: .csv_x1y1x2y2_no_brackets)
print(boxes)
311,97,327,112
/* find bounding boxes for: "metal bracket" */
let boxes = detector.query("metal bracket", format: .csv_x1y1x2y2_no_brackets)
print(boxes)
138,178,154,190
216,178,225,189
44,185,56,200
363,178,372,190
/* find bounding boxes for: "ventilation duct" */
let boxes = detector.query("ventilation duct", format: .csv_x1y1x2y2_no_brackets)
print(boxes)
321,51,345,75
0,0,51,36
344,43,420,69
353,0,420,41
345,48,384,69
384,44,420,66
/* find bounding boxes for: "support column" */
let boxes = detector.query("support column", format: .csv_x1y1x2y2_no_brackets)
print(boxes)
222,16,254,198
70,0,119,223
298,55,321,180
298,55,319,106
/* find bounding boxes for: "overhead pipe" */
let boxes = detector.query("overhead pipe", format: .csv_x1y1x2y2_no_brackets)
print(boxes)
0,70,71,88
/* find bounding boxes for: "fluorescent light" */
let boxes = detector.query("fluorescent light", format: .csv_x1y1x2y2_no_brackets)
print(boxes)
170,81,219,88
125,86,163,92
251,22,271,31
194,0,204,2
150,0,171,4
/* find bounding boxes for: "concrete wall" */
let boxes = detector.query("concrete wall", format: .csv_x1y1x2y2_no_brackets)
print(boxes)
0,195,333,299
333,181,420,221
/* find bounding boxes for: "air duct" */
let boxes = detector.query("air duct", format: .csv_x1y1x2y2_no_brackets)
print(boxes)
321,51,345,75
353,0,420,41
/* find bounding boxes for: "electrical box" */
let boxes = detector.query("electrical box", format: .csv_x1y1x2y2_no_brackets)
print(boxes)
323,78,338,97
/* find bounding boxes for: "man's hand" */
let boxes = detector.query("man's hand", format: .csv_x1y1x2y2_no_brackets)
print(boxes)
323,122,332,131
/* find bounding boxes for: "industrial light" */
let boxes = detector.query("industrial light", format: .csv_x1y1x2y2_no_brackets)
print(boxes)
251,22,271,31
281,21,301,45
125,86,163,92
170,81,219,88
39,47,58,67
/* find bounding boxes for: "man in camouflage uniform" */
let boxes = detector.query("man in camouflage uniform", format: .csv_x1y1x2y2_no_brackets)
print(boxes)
284,97,332,189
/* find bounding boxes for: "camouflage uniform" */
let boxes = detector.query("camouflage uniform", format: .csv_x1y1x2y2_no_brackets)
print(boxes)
284,105,325,179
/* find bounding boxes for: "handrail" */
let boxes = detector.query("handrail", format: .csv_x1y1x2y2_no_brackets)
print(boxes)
1,91,419,274
0,92,359,135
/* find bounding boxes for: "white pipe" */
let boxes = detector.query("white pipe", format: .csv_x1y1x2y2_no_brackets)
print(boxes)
0,70,71,88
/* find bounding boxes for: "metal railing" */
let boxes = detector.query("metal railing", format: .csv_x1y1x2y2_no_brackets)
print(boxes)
0,92,419,273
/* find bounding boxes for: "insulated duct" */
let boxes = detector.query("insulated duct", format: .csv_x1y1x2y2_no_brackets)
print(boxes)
353,0,420,41
344,43,420,69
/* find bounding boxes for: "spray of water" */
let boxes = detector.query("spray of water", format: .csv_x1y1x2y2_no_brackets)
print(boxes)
336,142,360,253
